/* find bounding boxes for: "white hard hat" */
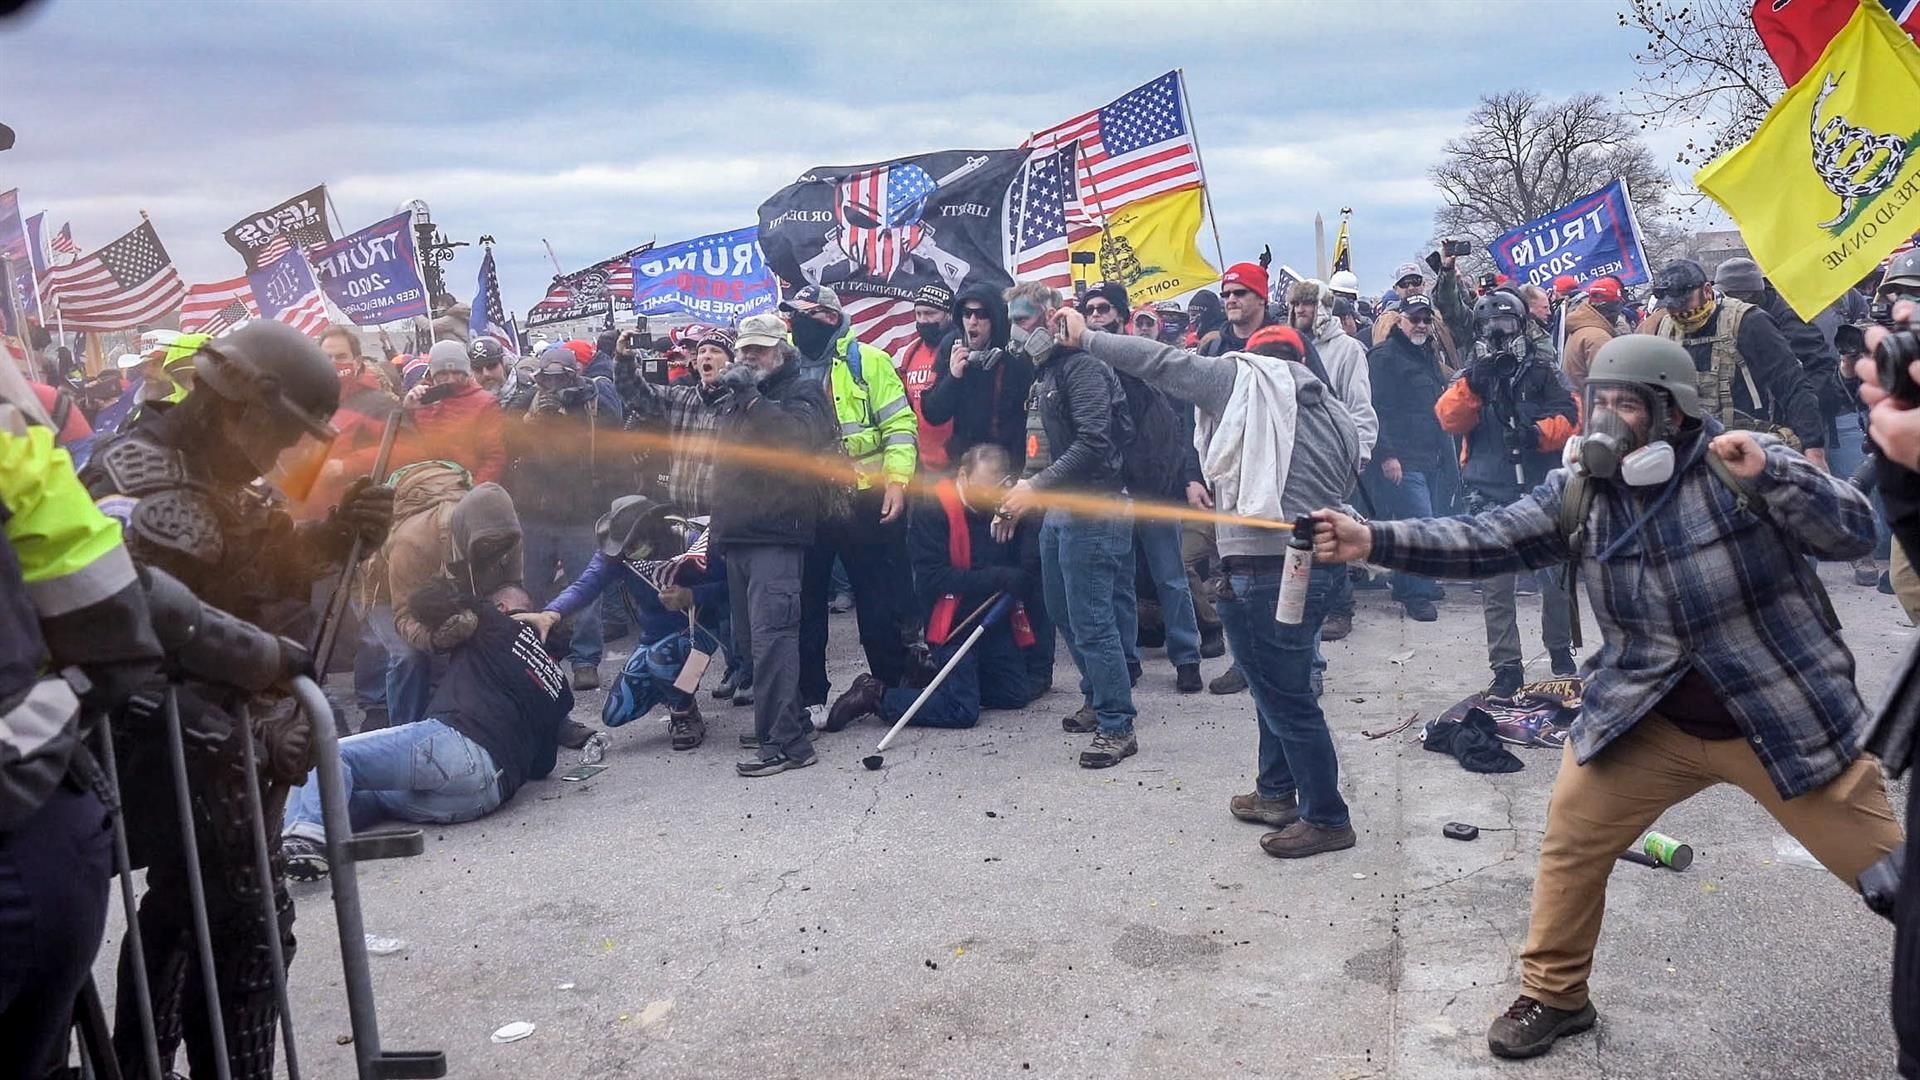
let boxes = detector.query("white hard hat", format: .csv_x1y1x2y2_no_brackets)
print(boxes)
1328,270,1360,296
117,352,147,370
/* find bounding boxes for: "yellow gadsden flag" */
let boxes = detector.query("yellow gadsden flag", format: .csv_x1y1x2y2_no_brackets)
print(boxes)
1069,187,1219,308
1696,0,1920,318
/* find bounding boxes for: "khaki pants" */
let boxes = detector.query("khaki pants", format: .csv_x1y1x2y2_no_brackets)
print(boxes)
1182,519,1220,631
1892,538,1920,627
1522,713,1902,1010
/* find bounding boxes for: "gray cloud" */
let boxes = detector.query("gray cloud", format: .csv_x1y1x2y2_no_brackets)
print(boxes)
1,0,1712,315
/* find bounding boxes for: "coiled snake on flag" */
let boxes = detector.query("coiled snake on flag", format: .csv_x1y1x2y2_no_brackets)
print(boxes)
1811,72,1909,229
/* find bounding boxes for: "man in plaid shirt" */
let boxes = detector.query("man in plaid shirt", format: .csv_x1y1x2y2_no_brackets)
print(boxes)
1312,335,1904,1061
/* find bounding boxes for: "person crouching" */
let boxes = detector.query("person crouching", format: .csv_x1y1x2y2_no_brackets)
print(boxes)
823,444,1038,732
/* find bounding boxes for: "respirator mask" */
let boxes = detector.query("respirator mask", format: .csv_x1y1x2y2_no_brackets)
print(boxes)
1567,383,1674,487
1006,297,1057,364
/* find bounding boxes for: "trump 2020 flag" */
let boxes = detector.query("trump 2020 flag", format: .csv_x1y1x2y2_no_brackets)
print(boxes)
1698,1,1920,318
1489,181,1652,291
757,149,1029,303
630,228,779,323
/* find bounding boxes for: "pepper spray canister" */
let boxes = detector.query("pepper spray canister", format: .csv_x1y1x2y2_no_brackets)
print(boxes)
1275,515,1316,625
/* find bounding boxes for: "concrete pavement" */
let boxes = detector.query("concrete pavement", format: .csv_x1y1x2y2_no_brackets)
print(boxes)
95,566,1911,1078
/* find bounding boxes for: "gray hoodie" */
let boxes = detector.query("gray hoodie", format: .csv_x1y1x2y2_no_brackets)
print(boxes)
1080,330,1358,558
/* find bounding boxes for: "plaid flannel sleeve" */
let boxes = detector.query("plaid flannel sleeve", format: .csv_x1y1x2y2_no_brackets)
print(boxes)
1368,471,1574,580
1747,438,1876,561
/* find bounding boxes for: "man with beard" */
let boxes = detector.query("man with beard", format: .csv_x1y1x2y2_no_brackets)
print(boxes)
1365,295,1451,621
1561,278,1626,394
80,322,395,1080
1310,336,1899,1060
713,314,835,776
468,336,510,398
1290,279,1377,647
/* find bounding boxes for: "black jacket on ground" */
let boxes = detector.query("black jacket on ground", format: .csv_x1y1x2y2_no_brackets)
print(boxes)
428,603,568,802
1029,346,1128,494
922,283,1033,472
709,357,834,549
1368,325,1454,474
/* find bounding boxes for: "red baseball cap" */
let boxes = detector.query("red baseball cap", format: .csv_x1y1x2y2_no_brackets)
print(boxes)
1245,324,1306,359
1584,277,1623,303
1552,274,1580,296
1222,262,1269,300
564,339,595,367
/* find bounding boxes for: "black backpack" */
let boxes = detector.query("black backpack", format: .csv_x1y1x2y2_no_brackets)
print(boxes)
1116,371,1181,497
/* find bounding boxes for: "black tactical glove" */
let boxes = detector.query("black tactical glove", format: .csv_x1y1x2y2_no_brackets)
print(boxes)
336,476,396,546
1464,355,1499,399
716,361,761,399
558,384,593,409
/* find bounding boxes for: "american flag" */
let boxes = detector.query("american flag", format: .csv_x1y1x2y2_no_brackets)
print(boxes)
842,296,920,358
631,524,710,593
1008,143,1077,289
1885,233,1918,269
50,222,77,261
39,220,188,332
1025,71,1203,230
470,246,519,354
180,276,260,336
835,164,936,282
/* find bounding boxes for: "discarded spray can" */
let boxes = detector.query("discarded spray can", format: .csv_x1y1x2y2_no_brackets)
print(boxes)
1275,515,1316,625
1641,831,1694,870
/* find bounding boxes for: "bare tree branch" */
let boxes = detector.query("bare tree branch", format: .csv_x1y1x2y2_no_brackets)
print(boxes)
1618,0,1783,173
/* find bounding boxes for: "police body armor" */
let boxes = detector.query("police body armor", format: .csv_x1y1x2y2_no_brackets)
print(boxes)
1648,297,1801,449
80,424,343,1080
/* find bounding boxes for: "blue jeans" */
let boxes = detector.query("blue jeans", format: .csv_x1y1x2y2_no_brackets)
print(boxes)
281,719,502,842
1215,564,1350,828
367,602,433,730
880,621,1028,729
1115,518,1202,666
1830,412,1893,554
1368,466,1443,601
1040,505,1137,736
524,518,602,666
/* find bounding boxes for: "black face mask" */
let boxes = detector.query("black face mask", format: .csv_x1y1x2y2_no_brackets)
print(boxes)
791,314,837,356
915,320,947,348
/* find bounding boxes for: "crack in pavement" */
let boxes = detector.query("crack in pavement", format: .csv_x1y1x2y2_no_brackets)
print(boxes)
689,866,804,983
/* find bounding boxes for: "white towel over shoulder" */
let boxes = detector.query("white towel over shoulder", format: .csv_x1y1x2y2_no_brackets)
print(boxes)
1194,351,1298,523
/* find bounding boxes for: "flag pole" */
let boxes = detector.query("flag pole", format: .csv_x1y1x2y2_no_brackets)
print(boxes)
1175,68,1229,271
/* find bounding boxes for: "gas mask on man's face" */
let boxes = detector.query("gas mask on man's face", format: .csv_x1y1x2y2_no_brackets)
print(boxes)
1006,297,1057,364
1570,384,1674,486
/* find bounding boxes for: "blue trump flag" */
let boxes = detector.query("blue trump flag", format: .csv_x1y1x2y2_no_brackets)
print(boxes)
307,212,429,325
630,228,779,322
1490,180,1651,290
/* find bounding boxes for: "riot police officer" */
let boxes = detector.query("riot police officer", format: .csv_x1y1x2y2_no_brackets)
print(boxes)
79,320,394,1080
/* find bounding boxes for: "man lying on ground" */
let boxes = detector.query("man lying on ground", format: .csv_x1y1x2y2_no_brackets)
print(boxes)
280,580,571,880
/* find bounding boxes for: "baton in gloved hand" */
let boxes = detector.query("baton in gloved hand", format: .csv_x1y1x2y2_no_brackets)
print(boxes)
875,592,1009,753
310,409,402,676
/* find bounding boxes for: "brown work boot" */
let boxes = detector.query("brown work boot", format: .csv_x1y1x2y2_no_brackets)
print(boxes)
824,673,885,733
1258,819,1356,859
1486,995,1597,1059
1229,791,1299,828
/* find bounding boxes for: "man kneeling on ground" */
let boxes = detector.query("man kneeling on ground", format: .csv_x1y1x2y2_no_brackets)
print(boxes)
824,444,1038,732
1310,335,1903,1060
280,579,572,880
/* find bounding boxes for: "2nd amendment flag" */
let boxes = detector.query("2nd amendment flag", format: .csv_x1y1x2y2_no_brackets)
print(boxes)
1696,0,1920,319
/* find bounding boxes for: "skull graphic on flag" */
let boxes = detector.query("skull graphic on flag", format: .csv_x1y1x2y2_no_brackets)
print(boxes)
759,149,1030,304
836,164,934,281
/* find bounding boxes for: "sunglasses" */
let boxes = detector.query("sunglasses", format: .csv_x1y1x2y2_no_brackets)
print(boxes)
1652,287,1696,301
961,307,990,320
1404,314,1435,326
1221,288,1257,300
1396,279,1424,290
1084,302,1115,315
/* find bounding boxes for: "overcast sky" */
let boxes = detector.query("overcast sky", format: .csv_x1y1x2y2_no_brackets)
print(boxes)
1,0,1710,316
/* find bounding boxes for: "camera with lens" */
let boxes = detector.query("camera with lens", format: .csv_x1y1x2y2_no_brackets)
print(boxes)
1876,329,1920,406
968,347,1007,372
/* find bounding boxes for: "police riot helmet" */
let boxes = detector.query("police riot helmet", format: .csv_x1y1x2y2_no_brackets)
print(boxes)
191,321,340,496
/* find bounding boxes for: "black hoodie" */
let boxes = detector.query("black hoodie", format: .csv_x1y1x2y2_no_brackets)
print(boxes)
921,282,1035,472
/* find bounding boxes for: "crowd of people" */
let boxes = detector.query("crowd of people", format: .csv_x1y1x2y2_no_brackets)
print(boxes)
6,237,1920,1076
